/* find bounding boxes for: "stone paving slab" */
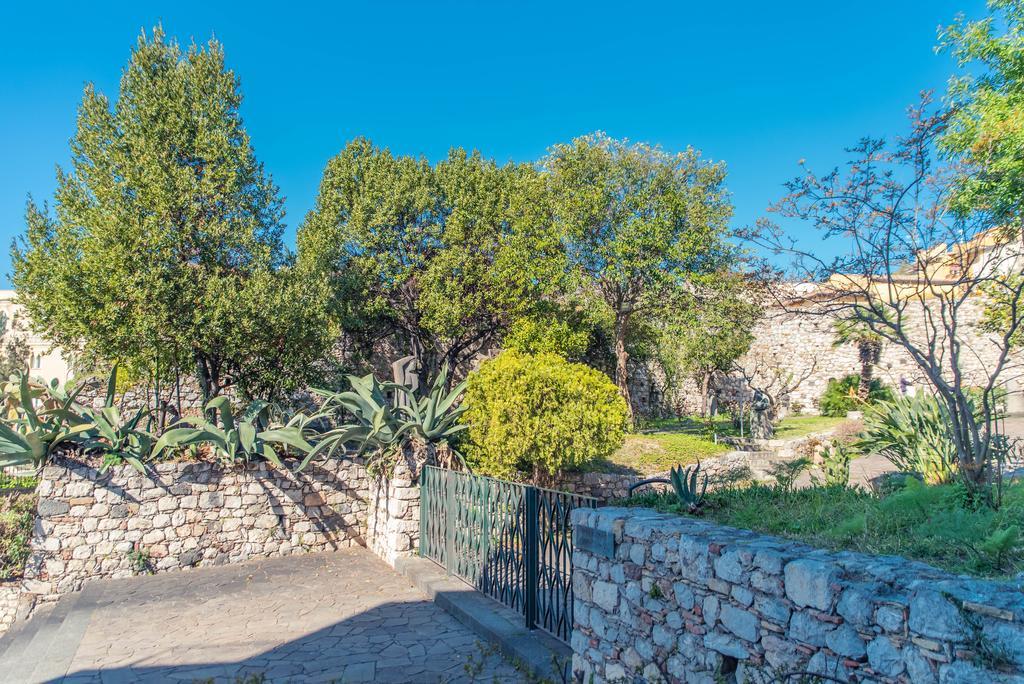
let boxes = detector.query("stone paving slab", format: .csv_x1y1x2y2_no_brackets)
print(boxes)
7,549,524,683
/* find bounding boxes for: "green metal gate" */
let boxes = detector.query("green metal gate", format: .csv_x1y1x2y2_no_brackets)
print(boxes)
419,465,598,643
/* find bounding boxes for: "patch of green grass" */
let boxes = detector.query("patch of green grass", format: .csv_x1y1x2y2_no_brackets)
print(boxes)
624,480,1024,578
0,472,38,490
769,415,847,439
593,414,847,476
591,432,729,475
1,492,36,580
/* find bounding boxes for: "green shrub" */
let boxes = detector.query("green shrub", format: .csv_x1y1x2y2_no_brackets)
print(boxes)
859,394,957,484
0,491,35,580
462,351,628,480
818,374,893,417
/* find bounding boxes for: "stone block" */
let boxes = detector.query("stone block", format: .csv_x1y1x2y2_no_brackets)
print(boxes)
720,605,758,642
784,559,838,611
909,590,968,642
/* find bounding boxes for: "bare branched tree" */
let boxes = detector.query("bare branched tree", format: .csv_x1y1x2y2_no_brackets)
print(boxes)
741,94,1024,489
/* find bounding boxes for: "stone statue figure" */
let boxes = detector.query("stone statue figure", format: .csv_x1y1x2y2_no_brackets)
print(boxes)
750,389,774,440
391,355,421,407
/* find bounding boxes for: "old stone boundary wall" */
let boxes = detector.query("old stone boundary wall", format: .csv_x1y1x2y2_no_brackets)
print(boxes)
644,298,1024,417
0,454,421,635
571,507,1024,683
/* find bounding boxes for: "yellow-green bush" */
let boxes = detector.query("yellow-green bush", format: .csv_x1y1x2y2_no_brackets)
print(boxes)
462,351,628,480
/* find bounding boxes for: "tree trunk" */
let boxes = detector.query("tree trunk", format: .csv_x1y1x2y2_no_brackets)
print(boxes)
700,371,712,418
614,314,634,423
857,341,876,401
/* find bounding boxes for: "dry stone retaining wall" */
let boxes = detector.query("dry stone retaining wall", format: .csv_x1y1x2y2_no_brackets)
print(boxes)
22,457,368,599
0,451,426,636
571,506,1024,683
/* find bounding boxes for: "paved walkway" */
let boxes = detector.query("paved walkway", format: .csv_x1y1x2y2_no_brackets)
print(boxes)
0,550,524,683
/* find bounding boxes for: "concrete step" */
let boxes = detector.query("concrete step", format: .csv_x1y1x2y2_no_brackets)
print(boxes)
0,593,81,684
31,584,102,682
0,602,56,677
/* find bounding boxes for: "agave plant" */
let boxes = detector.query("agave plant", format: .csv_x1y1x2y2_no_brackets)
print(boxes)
152,396,314,468
858,394,957,485
0,372,92,469
627,460,709,513
307,365,470,475
669,461,709,513
395,366,469,444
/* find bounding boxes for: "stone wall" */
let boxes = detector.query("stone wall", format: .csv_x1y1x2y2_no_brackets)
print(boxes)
649,299,1024,417
365,452,423,567
22,456,368,599
0,450,427,636
571,507,1024,683
0,581,22,635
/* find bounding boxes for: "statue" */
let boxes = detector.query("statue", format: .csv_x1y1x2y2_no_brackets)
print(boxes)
750,389,774,440
391,355,421,407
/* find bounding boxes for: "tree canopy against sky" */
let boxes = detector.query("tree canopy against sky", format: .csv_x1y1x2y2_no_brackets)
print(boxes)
544,133,735,420
298,137,565,385
12,27,334,405
941,0,1024,229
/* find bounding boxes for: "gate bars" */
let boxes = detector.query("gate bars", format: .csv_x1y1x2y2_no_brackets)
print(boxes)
419,465,598,643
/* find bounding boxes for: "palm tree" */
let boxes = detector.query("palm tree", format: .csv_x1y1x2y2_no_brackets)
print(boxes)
833,316,884,401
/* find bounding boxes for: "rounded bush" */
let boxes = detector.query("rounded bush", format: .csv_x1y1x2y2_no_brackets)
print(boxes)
462,351,628,480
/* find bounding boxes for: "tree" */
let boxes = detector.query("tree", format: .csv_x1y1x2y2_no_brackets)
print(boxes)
658,275,760,418
744,95,1024,490
544,133,734,421
298,138,564,387
12,28,334,409
940,0,1024,230
0,313,30,379
832,315,884,401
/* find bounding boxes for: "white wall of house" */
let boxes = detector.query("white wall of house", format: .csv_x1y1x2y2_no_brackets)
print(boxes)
0,289,73,386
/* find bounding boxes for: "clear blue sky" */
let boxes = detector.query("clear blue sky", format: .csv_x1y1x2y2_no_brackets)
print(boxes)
0,1,985,286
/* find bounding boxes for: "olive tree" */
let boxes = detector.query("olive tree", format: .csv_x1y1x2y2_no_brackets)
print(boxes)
543,133,734,420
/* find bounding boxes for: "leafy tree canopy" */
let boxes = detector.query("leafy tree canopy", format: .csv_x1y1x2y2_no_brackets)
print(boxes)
940,0,1024,227
13,27,334,404
543,132,735,418
298,138,565,382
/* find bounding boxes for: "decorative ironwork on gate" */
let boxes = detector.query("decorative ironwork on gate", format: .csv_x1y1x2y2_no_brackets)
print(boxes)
419,465,598,643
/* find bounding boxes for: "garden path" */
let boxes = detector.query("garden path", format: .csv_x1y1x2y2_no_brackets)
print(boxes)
0,549,523,683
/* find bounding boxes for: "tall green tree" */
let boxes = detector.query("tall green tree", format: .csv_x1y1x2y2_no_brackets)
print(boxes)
658,276,759,417
298,138,564,385
940,0,1024,229
544,133,734,420
13,28,334,406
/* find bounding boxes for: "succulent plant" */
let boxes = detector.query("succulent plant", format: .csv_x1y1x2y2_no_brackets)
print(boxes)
669,461,708,513
152,396,314,468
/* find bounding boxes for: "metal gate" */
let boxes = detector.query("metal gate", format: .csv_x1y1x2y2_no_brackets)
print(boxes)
419,465,598,643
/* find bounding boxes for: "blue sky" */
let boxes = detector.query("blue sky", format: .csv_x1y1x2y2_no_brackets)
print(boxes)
0,1,986,285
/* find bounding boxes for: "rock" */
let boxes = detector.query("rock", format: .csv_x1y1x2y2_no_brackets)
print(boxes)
784,559,838,611
789,611,833,647
719,605,758,642
703,632,749,659
826,623,866,659
909,590,968,642
867,636,905,678
593,581,618,612
37,499,70,517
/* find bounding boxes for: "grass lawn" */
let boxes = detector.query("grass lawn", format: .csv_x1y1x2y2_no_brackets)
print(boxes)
625,479,1024,578
591,414,847,476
